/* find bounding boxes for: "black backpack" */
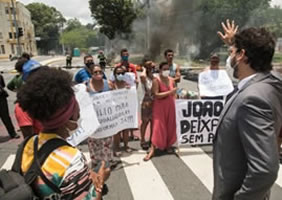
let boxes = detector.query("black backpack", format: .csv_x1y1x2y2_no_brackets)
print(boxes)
0,136,71,200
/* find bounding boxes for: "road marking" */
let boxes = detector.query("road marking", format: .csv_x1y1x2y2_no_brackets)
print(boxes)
1,155,15,170
178,147,214,192
120,150,174,200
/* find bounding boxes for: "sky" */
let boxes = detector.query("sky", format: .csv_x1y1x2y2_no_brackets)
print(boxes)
18,0,282,25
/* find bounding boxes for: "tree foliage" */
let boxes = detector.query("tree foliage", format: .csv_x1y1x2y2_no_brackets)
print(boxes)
26,3,66,54
60,19,105,51
89,0,139,39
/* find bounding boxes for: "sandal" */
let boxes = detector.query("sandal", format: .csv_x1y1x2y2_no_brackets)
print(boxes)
143,152,154,162
125,147,133,153
140,142,150,150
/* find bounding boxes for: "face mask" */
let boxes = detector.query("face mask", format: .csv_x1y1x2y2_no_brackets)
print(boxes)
230,55,239,79
116,74,124,81
122,56,129,62
226,56,231,69
162,70,170,77
86,61,94,68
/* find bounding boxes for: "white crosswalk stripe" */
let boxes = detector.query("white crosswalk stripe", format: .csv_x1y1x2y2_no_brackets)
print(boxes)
1,147,282,200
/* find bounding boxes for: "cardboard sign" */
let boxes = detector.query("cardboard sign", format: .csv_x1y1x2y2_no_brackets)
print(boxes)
176,99,224,145
91,87,138,139
199,70,234,97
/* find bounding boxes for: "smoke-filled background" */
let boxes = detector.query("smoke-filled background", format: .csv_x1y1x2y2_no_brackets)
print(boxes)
102,0,281,64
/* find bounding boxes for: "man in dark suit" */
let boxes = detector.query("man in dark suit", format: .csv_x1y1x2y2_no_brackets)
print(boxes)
213,20,282,200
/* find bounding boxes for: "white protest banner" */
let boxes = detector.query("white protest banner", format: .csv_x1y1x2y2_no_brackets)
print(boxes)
91,87,138,139
67,84,100,146
176,99,224,146
199,70,234,97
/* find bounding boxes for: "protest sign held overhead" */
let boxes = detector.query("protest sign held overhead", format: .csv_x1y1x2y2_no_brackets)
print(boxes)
176,99,224,145
91,87,139,139
199,70,234,97
67,84,100,146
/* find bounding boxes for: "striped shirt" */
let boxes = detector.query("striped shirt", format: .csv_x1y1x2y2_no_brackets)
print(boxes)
21,133,96,200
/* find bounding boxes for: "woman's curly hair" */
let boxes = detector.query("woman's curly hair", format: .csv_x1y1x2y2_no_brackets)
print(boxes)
17,67,74,121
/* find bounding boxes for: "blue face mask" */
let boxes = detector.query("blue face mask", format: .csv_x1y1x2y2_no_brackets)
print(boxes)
122,56,129,62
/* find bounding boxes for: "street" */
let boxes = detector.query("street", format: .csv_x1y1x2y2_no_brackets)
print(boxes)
1,58,282,200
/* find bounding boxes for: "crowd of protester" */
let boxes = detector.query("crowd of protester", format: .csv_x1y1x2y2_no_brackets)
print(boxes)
1,19,282,200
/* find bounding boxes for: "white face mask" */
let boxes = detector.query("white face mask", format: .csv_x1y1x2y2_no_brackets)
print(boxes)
162,70,170,77
116,74,125,81
226,56,232,69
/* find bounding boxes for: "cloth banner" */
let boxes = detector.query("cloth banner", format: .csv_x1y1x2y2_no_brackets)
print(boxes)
67,84,100,146
198,70,234,97
91,87,138,139
176,99,224,145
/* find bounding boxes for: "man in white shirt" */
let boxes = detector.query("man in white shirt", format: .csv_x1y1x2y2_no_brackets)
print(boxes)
213,20,282,200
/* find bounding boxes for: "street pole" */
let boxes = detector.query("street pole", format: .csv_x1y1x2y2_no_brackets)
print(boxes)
11,0,21,56
146,0,150,51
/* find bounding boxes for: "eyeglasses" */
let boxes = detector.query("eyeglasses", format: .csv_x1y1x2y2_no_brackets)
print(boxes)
93,71,103,75
116,72,125,75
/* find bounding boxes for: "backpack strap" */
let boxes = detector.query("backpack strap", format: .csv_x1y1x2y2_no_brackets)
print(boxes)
12,135,33,173
13,136,71,194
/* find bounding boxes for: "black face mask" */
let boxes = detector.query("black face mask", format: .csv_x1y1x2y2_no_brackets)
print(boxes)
86,61,94,68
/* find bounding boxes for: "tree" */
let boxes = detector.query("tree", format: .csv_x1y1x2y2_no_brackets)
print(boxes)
89,0,139,39
26,3,66,54
64,18,83,32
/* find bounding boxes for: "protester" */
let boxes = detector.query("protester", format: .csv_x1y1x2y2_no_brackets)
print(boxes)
114,49,138,140
86,65,117,169
16,67,110,200
0,73,19,139
74,55,95,83
198,54,233,100
144,62,177,161
7,60,25,92
8,60,42,138
66,53,72,67
115,49,138,81
111,66,133,156
164,49,181,84
140,57,155,150
98,50,107,71
213,20,282,200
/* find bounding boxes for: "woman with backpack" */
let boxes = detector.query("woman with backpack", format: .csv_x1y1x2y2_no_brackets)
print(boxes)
15,67,109,200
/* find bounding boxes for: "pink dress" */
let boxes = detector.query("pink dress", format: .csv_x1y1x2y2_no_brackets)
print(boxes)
152,77,177,150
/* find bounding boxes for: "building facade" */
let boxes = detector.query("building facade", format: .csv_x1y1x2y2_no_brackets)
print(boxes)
0,0,37,59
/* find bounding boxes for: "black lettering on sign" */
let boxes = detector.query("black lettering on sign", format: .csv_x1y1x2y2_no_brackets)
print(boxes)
202,101,213,117
193,101,202,117
208,133,215,143
180,120,190,134
182,100,224,118
190,120,198,134
214,101,224,117
199,119,210,132
182,101,192,117
211,118,219,132
181,134,204,144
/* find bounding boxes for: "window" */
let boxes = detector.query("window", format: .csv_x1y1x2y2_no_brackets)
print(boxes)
1,45,6,54
11,44,15,54
0,32,3,39
9,32,12,39
14,32,17,38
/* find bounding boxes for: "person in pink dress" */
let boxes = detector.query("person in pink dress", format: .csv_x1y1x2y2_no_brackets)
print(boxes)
144,61,177,161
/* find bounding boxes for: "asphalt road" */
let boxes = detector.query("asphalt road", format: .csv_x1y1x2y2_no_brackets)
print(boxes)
1,59,282,200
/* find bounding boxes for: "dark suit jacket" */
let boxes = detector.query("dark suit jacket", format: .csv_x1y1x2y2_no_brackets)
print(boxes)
213,72,282,200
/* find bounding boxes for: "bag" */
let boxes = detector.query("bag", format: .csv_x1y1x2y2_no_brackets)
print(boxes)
0,136,71,200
